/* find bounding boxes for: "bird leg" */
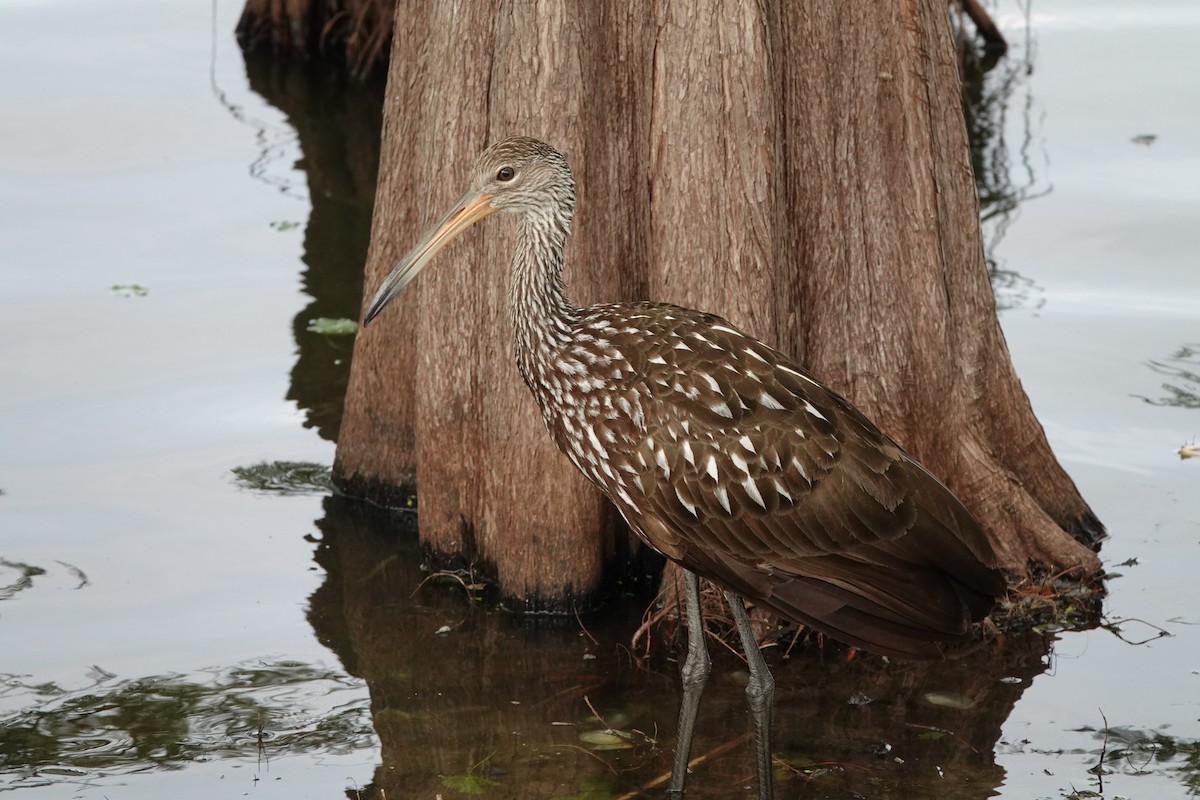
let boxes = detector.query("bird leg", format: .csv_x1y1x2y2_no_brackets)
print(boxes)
725,592,775,800
667,569,711,797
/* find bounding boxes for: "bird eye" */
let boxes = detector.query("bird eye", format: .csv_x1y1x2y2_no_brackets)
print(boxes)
496,166,515,182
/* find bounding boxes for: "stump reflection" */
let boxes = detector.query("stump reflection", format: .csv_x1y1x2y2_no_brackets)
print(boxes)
310,496,1055,800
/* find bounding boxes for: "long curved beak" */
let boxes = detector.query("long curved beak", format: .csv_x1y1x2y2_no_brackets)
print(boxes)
363,189,497,325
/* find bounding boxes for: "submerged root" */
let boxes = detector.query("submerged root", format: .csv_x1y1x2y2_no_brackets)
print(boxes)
991,568,1106,635
632,563,819,660
633,561,1107,659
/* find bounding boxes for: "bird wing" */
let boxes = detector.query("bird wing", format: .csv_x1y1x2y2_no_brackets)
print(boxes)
604,308,1003,658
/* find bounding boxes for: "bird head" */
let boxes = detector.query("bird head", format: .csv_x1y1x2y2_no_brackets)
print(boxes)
363,136,574,325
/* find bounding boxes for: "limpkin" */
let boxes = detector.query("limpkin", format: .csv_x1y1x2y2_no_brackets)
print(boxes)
364,137,1005,799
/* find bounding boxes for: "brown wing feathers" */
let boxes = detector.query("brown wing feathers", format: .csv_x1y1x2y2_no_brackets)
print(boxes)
612,310,1004,660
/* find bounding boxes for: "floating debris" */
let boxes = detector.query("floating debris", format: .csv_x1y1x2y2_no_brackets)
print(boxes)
578,729,635,751
0,559,47,602
441,772,500,794
230,461,332,495
923,691,978,710
307,317,358,336
109,284,148,297
1130,134,1158,146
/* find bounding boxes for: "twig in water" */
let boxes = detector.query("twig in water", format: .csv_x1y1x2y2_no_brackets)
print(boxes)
1087,708,1110,796
616,732,753,799
574,600,599,645
583,694,612,730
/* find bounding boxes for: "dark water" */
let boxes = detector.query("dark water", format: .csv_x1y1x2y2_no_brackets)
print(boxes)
2,1,1198,798
302,499,1059,800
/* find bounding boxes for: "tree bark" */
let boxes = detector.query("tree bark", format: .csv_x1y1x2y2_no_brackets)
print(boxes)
336,2,660,610
334,0,1102,612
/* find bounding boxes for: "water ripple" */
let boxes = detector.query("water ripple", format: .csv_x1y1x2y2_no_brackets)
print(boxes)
0,659,373,791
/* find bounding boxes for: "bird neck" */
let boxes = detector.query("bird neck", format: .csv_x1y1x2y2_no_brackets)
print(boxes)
510,212,578,392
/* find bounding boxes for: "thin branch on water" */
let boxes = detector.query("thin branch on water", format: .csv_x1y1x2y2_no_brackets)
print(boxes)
616,733,753,800
1088,708,1111,796
573,600,600,645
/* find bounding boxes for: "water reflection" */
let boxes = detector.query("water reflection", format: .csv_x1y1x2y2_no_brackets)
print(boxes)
231,460,334,494
0,560,47,602
0,496,1182,798
309,495,1058,799
238,52,385,442
1075,726,1200,795
1140,343,1200,409
0,559,87,603
0,661,372,792
960,12,1050,312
